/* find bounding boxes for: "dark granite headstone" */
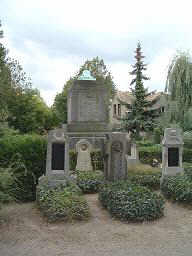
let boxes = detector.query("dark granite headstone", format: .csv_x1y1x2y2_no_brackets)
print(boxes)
51,143,65,170
168,147,179,167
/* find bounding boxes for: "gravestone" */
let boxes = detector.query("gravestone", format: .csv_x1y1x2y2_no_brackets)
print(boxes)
161,128,184,182
105,132,129,181
76,139,93,171
41,129,71,188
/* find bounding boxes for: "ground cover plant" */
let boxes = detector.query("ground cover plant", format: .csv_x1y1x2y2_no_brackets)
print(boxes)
36,178,90,222
161,174,192,203
77,170,104,193
99,180,165,222
127,164,161,190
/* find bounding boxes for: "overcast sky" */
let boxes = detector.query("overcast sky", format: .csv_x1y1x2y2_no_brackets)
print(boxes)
1,0,192,106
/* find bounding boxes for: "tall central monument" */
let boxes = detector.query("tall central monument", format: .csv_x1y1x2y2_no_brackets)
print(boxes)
67,70,110,132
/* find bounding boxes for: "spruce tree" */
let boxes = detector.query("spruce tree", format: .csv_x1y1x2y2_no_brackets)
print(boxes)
123,42,158,139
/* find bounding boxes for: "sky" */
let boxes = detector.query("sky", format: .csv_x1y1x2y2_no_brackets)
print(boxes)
1,0,192,106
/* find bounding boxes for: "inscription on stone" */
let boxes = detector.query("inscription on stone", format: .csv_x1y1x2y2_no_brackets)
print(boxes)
51,143,65,170
168,147,179,167
79,93,99,121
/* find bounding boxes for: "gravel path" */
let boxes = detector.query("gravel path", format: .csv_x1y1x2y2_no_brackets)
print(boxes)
1,194,192,256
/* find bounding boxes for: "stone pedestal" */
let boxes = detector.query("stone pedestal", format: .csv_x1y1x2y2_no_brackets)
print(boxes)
161,128,184,183
126,143,139,169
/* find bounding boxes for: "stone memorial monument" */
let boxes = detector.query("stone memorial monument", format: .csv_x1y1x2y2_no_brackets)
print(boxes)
42,69,131,186
76,139,93,171
161,128,184,182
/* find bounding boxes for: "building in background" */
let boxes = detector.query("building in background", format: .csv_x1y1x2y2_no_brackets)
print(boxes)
109,90,167,129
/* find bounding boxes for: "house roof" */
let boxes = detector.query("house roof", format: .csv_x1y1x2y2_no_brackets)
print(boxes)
115,90,164,104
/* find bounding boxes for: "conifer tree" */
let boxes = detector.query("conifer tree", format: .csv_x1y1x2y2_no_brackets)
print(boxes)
123,42,158,139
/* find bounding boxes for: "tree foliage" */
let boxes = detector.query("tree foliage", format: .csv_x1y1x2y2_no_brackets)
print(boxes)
0,20,57,134
165,52,192,129
122,42,158,139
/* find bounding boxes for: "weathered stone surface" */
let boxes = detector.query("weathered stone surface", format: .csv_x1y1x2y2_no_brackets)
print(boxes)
161,128,184,182
104,132,129,181
45,129,70,178
126,143,139,168
76,139,93,171
67,80,110,132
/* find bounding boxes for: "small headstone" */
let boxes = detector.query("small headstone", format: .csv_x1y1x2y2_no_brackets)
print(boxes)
105,133,128,181
76,139,93,171
161,128,184,182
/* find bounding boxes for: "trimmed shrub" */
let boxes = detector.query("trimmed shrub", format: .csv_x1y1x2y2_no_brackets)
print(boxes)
77,171,105,193
0,134,47,201
99,181,165,222
36,179,90,222
127,164,161,190
161,175,192,203
128,174,161,190
183,148,192,163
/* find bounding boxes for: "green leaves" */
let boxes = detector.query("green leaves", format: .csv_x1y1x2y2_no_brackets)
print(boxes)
77,170,104,193
161,174,192,203
99,181,165,222
37,182,90,222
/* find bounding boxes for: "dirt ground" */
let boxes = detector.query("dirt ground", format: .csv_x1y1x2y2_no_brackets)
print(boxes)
1,194,192,256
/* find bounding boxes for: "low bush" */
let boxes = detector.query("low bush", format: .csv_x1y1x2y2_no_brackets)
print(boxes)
77,171,105,193
161,175,192,203
127,164,161,190
128,174,161,190
99,181,165,222
0,134,47,202
36,179,90,222
0,168,14,204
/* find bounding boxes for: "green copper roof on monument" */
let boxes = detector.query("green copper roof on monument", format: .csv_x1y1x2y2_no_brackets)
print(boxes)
78,70,96,80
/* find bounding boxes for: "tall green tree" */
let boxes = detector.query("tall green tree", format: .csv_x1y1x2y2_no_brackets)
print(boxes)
53,57,116,124
123,42,158,139
0,20,57,134
165,51,192,129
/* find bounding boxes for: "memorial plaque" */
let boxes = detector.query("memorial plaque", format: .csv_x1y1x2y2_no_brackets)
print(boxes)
168,147,179,167
51,143,65,170
79,93,100,121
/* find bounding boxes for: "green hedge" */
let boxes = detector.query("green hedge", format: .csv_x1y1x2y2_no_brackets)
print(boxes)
77,171,105,193
36,179,90,222
139,145,192,165
99,181,165,222
161,174,192,203
0,134,47,202
128,174,161,190
127,165,161,190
